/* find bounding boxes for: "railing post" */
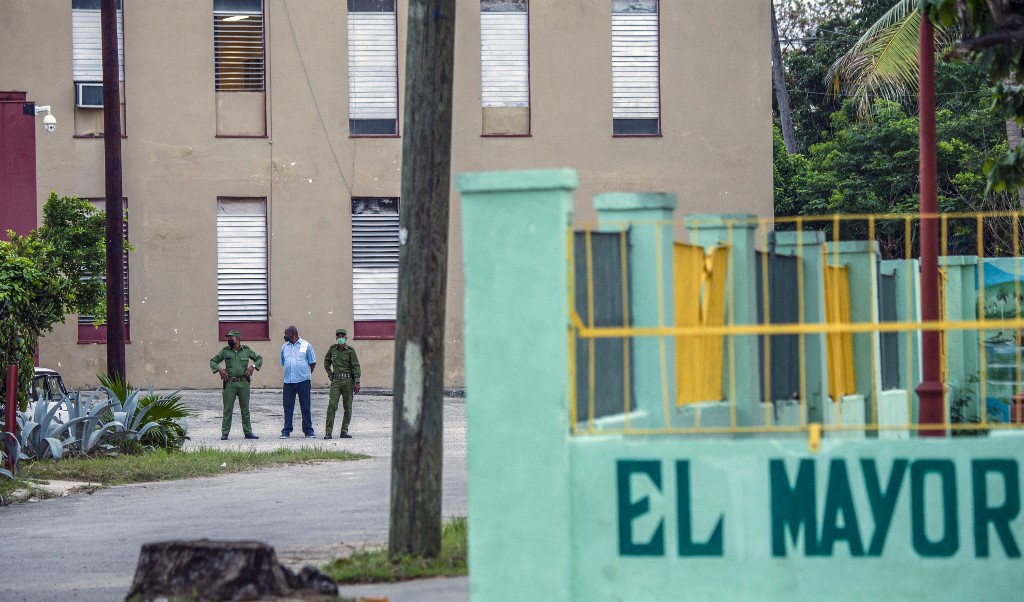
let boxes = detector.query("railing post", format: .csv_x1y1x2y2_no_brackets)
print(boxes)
687,214,760,426
773,231,829,424
457,169,577,602
593,193,677,429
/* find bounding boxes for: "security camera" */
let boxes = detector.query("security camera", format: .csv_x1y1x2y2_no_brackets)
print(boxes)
33,105,55,133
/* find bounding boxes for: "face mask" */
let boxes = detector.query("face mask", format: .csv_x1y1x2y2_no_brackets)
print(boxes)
228,339,238,348
337,338,346,345
283,335,291,342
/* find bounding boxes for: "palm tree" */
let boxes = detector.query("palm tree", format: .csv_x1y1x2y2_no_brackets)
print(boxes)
828,0,1023,207
827,0,958,119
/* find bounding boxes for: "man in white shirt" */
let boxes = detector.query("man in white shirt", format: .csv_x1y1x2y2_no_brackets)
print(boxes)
280,325,316,438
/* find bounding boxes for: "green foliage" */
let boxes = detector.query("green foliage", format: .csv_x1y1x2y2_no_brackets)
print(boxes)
322,517,468,583
62,390,123,456
97,373,195,451
777,0,896,151
920,0,1024,193
0,432,18,479
0,193,106,409
774,59,1018,257
16,400,76,460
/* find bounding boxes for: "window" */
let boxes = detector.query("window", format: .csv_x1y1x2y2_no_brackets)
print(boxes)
217,198,269,340
611,0,660,136
214,0,266,136
352,197,399,339
78,199,129,343
214,0,265,92
347,0,399,136
72,0,124,87
71,0,125,136
480,0,529,136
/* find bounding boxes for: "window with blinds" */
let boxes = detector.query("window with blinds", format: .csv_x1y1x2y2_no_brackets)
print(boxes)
352,197,399,338
612,0,660,136
217,199,268,328
348,0,398,136
72,0,124,83
78,199,129,343
480,0,530,135
214,0,265,92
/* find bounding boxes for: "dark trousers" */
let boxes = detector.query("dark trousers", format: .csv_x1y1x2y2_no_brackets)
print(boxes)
282,379,313,436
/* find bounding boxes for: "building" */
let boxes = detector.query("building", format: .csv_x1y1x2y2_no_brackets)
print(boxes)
0,0,771,389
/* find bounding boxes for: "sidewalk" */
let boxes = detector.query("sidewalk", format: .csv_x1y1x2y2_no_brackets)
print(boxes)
4,388,469,602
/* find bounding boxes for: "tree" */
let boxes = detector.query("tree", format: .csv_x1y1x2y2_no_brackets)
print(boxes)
1,193,106,409
773,0,799,153
829,0,1024,198
921,0,1024,195
775,0,894,151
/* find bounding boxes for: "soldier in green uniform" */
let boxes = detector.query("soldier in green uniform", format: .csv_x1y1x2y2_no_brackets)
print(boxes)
210,329,264,440
323,328,361,439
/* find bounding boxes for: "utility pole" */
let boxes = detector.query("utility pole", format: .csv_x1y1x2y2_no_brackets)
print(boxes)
389,0,457,558
101,0,125,380
916,14,944,437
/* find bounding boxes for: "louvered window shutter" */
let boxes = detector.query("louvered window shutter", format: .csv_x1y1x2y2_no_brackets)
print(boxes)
214,0,265,92
612,0,660,135
79,199,129,327
72,0,124,82
352,198,399,321
481,0,529,109
347,0,398,136
217,199,268,322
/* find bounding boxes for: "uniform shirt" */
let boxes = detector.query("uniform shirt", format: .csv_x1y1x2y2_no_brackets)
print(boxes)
209,345,263,378
324,344,361,383
280,337,315,383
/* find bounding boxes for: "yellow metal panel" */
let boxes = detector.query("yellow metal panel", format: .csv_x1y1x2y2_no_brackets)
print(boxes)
674,244,729,404
824,263,856,400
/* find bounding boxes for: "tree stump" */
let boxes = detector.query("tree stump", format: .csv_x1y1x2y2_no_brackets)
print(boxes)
124,539,338,601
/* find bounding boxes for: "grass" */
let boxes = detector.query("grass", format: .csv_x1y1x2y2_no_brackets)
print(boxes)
7,446,369,487
322,517,468,583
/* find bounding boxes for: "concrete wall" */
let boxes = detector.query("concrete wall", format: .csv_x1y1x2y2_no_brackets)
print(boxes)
0,0,771,389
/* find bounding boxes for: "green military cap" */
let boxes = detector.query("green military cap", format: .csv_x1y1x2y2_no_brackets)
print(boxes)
227,329,242,337
336,328,348,336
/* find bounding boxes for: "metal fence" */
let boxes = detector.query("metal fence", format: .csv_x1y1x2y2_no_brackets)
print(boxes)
569,212,1024,437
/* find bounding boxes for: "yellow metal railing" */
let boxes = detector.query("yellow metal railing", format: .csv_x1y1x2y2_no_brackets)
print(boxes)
569,212,1024,438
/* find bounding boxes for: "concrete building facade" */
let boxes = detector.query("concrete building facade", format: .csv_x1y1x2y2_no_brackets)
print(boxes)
0,0,771,390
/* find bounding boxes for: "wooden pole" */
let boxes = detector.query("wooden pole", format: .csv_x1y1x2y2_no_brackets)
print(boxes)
388,0,457,558
101,0,125,380
915,14,945,437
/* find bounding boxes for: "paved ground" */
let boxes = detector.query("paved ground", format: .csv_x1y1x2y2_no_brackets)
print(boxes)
0,388,469,602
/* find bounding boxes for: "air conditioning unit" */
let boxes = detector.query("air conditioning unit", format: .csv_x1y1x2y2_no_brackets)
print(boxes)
75,82,103,109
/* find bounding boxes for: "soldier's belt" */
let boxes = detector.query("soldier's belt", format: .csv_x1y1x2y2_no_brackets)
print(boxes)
228,376,249,382
332,372,353,380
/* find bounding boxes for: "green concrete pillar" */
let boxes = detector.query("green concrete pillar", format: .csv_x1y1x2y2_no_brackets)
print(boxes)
940,256,979,424
594,193,677,429
686,214,760,426
825,241,879,429
773,231,829,424
457,169,577,602
882,258,922,427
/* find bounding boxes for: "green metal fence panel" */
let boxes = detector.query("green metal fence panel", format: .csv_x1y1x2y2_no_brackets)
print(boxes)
756,250,800,402
574,231,635,422
878,271,901,390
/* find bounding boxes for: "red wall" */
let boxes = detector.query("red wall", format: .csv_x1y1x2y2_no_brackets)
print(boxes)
0,91,38,240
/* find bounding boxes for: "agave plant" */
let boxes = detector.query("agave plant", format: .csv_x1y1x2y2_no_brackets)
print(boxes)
98,373,193,450
0,432,19,479
62,390,123,456
16,397,76,460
